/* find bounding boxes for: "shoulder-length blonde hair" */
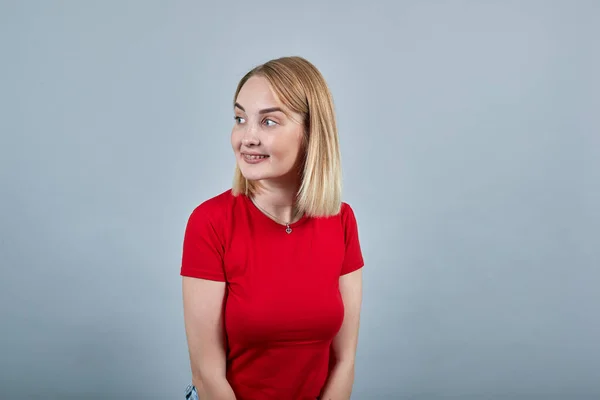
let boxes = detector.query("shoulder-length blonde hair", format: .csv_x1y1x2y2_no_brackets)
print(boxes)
231,56,342,217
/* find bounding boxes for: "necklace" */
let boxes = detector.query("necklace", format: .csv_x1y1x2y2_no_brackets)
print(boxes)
250,197,301,234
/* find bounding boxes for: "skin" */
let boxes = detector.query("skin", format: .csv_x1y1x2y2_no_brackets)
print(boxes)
231,75,305,223
182,278,235,399
183,75,363,400
320,268,363,400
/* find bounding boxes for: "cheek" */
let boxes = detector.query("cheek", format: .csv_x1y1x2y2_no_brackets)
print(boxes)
288,134,304,159
231,129,240,150
270,138,303,165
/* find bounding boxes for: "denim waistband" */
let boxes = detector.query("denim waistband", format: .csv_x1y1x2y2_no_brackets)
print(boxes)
184,383,198,400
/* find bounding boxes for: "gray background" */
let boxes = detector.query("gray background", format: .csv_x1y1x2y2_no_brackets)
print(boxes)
1,0,598,399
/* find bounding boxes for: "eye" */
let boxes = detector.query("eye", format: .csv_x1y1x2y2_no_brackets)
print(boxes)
264,118,277,127
234,116,245,124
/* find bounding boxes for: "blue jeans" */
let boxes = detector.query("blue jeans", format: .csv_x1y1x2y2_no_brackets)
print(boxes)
184,383,199,400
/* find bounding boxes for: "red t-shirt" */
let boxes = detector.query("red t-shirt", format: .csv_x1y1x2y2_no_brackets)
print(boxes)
180,189,364,400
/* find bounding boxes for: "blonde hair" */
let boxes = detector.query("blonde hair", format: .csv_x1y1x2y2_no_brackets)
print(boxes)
231,56,342,217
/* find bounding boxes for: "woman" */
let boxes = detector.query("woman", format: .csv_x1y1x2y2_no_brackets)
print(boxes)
181,56,364,400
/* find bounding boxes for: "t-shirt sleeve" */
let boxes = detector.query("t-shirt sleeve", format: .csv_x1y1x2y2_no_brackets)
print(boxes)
340,203,365,276
180,203,226,281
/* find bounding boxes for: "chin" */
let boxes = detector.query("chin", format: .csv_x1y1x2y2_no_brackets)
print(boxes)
238,166,267,181
238,160,294,182
239,168,284,183
240,173,264,181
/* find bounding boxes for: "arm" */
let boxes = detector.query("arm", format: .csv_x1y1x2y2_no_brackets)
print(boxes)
182,276,236,400
320,268,363,400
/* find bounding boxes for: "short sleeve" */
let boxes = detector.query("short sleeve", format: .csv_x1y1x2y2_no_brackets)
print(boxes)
340,203,364,276
180,204,226,281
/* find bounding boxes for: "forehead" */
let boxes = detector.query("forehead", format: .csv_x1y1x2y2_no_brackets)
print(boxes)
236,76,282,110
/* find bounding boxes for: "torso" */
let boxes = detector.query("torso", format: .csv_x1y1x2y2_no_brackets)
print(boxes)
222,191,345,399
182,189,362,399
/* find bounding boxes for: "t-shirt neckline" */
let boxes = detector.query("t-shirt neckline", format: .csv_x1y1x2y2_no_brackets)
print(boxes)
243,194,310,230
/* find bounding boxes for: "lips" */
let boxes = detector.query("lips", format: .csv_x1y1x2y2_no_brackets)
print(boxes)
242,153,269,160
241,153,270,164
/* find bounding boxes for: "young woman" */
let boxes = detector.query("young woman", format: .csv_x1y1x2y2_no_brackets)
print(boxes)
181,56,364,400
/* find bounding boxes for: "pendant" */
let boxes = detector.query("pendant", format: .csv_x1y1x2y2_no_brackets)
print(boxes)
286,224,292,234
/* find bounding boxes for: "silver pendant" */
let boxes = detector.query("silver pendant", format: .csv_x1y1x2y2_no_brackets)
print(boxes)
286,225,292,234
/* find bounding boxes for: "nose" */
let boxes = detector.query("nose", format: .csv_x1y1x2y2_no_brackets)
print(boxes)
242,137,259,146
241,123,260,146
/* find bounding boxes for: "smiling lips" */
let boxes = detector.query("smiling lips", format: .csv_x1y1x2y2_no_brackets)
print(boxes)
242,153,270,163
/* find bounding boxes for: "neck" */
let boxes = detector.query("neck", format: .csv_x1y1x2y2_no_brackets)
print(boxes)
250,178,302,224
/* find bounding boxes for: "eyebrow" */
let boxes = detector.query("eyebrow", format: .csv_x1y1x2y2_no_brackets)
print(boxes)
234,103,285,115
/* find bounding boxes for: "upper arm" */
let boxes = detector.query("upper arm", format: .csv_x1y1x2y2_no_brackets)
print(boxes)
182,276,228,382
181,203,226,281
180,203,229,382
331,268,363,364
333,203,365,363
340,203,364,276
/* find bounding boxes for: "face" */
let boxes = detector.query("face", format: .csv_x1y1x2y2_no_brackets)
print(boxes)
231,76,305,185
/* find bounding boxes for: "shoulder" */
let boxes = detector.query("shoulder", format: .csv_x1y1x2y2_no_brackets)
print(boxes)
313,202,359,229
340,201,358,222
338,201,361,240
337,201,364,273
193,189,234,213
187,189,239,228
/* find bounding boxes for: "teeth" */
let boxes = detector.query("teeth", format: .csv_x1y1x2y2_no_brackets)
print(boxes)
245,154,268,160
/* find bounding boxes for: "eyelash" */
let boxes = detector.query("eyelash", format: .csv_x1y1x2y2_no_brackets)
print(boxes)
234,116,277,126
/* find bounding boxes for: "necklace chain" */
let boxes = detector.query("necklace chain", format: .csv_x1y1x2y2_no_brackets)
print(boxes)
250,197,301,234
